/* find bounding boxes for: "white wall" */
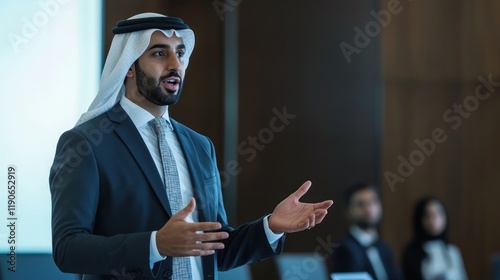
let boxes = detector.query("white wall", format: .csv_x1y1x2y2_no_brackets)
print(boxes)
0,0,102,253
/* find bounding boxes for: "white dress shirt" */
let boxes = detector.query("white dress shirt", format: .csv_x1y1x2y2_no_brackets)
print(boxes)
120,96,283,279
350,225,388,280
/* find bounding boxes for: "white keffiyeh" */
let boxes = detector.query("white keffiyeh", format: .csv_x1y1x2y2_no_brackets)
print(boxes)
75,12,195,126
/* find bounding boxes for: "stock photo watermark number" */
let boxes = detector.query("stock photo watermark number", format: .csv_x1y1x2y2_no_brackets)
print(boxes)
6,165,17,272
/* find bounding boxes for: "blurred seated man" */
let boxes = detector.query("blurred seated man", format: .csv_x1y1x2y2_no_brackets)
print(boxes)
331,183,401,280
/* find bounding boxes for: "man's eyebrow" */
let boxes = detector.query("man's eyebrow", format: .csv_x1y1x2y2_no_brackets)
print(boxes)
147,44,186,51
147,44,170,51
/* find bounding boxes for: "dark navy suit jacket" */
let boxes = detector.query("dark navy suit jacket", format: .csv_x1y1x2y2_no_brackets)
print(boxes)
331,233,401,280
49,103,284,280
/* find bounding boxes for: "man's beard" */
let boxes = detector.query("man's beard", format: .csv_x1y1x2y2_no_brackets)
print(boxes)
355,218,380,230
135,62,183,106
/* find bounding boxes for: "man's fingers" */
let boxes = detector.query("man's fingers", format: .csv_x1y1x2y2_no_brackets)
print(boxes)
174,197,196,220
177,241,226,257
189,231,229,242
192,241,226,251
313,200,334,210
297,213,316,230
308,213,316,228
185,221,224,232
188,241,228,256
305,210,331,230
190,250,216,256
314,209,329,224
292,180,312,200
174,241,227,257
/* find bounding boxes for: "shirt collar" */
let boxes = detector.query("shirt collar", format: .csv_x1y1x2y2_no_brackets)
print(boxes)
350,225,379,247
120,96,172,129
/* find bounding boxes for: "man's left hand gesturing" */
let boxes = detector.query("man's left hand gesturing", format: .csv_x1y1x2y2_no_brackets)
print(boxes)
269,180,334,234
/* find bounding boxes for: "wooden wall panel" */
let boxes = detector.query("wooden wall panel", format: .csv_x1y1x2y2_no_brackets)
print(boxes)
381,0,500,278
239,0,384,278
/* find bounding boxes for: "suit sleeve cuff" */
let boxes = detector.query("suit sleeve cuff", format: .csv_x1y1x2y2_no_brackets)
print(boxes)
150,231,167,269
263,215,284,248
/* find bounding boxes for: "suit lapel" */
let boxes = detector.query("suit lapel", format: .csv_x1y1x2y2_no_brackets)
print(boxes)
348,233,379,278
171,120,210,222
107,103,173,216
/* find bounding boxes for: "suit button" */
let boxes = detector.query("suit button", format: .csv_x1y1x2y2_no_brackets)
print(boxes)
163,270,173,280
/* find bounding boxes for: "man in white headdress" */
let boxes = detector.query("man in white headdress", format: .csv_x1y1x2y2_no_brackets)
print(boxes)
49,13,333,280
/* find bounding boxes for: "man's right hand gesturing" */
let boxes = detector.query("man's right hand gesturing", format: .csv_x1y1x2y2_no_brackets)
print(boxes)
156,198,229,257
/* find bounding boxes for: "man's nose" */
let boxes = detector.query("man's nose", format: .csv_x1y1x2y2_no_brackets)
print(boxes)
166,54,181,72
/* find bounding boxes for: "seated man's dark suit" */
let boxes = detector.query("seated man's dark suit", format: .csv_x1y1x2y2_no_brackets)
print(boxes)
331,232,401,280
49,103,285,280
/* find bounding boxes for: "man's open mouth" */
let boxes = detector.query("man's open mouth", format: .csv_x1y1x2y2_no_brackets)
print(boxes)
161,77,180,92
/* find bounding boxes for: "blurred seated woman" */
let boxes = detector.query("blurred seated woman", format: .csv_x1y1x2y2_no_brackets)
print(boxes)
403,197,468,280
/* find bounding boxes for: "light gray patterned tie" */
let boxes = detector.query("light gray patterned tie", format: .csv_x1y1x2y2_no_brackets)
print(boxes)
149,118,192,280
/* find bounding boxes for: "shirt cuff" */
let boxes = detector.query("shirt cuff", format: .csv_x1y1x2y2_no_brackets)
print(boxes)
263,214,284,250
150,231,167,269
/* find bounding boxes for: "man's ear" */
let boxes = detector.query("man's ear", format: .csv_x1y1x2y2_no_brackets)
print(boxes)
126,64,135,78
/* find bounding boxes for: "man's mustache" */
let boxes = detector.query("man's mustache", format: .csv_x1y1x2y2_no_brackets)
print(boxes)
160,71,182,82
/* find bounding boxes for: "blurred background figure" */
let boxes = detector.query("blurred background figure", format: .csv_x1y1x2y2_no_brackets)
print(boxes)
403,197,468,280
331,183,401,280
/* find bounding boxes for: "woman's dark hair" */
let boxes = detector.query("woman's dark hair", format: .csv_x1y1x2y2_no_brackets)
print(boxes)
413,196,449,243
403,196,450,280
